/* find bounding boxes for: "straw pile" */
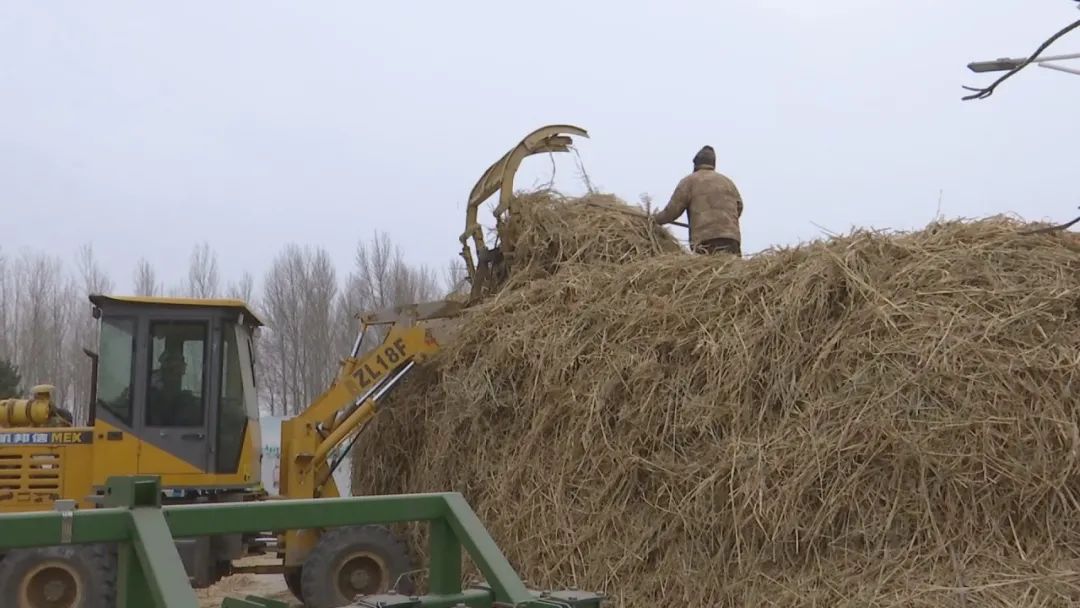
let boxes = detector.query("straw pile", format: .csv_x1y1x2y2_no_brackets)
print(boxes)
353,191,1080,607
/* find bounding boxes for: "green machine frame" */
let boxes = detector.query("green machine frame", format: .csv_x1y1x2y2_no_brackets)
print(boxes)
0,476,604,608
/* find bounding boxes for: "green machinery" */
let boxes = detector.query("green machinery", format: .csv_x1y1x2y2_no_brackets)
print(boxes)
0,476,603,608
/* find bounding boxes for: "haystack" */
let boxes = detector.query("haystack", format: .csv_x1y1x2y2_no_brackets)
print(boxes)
354,191,1080,607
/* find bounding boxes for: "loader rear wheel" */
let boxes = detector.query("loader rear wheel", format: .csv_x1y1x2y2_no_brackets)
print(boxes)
299,525,415,608
0,544,116,608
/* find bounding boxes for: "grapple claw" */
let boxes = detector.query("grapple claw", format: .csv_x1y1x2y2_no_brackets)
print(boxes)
459,124,589,301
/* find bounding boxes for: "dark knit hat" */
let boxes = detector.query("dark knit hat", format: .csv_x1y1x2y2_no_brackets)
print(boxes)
693,145,716,168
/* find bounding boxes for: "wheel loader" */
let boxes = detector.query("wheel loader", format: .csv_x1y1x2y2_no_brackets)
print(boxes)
0,124,590,608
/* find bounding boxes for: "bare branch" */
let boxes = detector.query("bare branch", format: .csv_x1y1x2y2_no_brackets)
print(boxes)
132,258,161,296
442,258,469,297
75,243,114,294
259,244,339,414
1019,206,1080,235
185,242,221,298
227,272,255,302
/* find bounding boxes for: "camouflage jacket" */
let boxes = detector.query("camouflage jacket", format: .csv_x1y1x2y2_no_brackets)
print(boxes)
654,166,743,245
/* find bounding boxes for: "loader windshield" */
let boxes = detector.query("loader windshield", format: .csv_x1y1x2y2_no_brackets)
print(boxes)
146,321,207,427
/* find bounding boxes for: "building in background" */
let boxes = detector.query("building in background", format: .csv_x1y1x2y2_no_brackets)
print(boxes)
258,415,352,496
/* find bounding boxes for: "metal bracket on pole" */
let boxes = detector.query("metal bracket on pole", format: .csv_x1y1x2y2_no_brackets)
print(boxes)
969,52,1080,76
1034,52,1080,75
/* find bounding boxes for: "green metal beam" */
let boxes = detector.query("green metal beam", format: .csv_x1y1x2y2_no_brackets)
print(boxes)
161,492,535,605
130,508,200,607
161,493,450,537
0,508,130,548
116,541,157,608
220,597,289,608
0,494,451,547
220,601,270,608
105,476,200,608
341,588,492,608
107,474,163,508
442,493,532,605
428,519,462,595
0,477,605,608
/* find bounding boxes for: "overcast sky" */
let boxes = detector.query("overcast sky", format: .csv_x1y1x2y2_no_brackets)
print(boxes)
2,1,1077,296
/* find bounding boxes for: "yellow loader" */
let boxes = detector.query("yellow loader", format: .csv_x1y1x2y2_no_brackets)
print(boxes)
0,124,588,608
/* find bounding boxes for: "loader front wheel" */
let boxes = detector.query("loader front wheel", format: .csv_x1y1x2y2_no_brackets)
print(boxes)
0,544,115,608
300,525,415,608
283,566,303,602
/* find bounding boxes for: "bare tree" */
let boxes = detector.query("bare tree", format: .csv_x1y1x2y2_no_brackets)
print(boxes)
343,231,442,311
75,244,114,295
66,245,116,421
6,252,78,409
442,257,469,297
259,244,339,415
227,271,255,302
336,231,443,355
133,258,161,296
0,232,447,424
185,242,220,298
0,248,12,362
347,231,400,309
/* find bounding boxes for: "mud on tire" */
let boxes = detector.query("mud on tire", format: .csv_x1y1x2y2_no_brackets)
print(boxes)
299,525,415,608
0,543,116,608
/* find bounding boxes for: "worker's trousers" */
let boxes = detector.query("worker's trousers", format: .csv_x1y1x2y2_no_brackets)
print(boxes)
694,237,741,257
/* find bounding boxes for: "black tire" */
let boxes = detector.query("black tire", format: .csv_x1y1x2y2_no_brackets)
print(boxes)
299,525,416,608
0,543,116,608
283,566,304,602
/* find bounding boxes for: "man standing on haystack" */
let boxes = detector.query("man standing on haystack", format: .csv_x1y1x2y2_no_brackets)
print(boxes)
651,145,744,256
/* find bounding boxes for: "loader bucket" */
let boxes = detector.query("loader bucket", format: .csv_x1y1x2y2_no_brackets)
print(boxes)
459,124,589,301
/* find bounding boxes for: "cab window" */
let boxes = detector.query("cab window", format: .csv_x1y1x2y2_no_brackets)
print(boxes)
96,318,136,424
217,324,248,471
145,321,207,427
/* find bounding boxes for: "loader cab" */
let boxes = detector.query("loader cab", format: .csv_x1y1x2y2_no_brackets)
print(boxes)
87,295,262,479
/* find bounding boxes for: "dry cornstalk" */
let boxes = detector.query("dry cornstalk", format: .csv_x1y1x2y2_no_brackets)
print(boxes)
354,190,1080,607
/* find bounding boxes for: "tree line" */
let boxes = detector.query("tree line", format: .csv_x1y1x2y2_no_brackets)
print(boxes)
0,233,465,420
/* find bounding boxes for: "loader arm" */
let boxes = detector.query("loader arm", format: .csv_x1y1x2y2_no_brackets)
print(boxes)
273,123,594,575
280,302,464,501
277,299,464,568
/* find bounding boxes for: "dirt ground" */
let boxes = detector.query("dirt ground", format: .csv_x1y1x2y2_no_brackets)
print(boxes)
196,556,299,608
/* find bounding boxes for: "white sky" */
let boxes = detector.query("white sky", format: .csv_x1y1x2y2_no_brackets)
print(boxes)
2,1,1078,295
